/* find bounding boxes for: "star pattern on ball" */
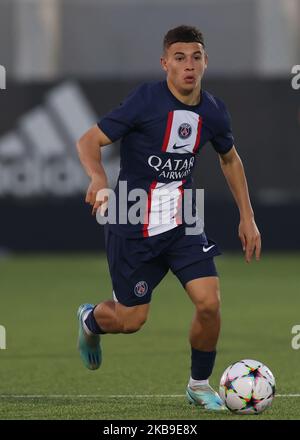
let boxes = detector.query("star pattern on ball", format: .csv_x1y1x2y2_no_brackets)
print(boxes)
224,375,238,396
242,363,263,380
244,395,260,411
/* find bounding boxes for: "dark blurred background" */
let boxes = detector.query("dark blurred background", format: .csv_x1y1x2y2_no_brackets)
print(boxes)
0,0,299,252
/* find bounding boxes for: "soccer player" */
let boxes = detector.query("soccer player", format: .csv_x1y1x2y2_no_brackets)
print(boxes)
76,25,261,411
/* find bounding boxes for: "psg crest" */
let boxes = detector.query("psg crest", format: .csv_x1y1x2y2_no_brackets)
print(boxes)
178,123,192,139
134,281,148,297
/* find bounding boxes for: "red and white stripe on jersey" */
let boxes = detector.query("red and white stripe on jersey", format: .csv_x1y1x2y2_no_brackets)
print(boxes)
143,180,185,237
162,110,203,154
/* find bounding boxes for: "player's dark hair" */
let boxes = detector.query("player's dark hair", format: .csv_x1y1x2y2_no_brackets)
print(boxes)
163,25,205,52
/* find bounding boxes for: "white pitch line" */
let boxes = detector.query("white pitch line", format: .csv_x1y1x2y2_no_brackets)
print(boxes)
0,394,299,398
0,394,184,399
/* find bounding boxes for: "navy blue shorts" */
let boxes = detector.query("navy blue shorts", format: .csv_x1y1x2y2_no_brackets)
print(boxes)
104,225,221,307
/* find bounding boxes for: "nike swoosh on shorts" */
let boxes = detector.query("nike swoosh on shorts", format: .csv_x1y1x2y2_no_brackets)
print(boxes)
203,245,215,252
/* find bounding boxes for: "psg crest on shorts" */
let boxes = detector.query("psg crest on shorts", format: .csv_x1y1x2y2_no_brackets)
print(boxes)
178,123,192,139
134,281,148,297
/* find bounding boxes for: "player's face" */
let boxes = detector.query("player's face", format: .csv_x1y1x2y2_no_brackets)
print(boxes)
161,42,207,94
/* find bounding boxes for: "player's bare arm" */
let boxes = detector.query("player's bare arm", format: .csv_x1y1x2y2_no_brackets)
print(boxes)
219,146,261,263
76,125,112,215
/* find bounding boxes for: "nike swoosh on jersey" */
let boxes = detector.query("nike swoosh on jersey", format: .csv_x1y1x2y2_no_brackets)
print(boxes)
203,245,215,252
172,143,190,150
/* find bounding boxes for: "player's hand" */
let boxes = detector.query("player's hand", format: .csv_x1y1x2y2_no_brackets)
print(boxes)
238,217,261,263
85,173,109,216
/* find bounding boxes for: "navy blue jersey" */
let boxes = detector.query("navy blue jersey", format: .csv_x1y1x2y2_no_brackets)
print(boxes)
98,80,234,238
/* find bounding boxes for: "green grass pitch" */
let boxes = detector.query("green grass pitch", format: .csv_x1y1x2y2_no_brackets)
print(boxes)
0,252,300,420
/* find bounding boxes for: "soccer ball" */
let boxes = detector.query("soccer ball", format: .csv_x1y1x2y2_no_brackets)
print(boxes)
219,359,275,414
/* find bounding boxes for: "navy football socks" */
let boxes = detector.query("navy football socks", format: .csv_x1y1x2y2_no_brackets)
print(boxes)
191,348,216,380
84,307,107,335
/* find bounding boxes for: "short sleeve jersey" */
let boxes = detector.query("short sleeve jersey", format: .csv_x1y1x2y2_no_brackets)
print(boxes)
98,80,234,238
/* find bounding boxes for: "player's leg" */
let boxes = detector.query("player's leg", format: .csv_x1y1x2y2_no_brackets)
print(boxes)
186,275,221,354
77,301,150,370
185,274,221,381
165,228,225,410
175,260,225,410
93,300,150,334
77,228,169,370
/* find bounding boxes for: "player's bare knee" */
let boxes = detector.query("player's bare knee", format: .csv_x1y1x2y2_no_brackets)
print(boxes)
195,293,220,319
121,317,146,334
121,325,140,334
116,303,148,333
